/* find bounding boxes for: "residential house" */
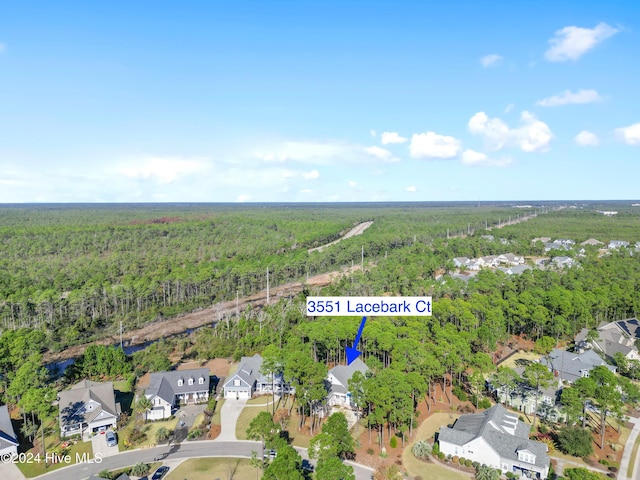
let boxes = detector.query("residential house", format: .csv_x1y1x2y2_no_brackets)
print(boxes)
551,256,576,269
539,349,616,383
478,255,500,268
553,239,575,247
438,404,550,479
498,253,525,266
59,380,120,438
144,368,210,420
543,242,569,252
575,318,640,362
223,355,263,399
608,240,630,250
326,358,369,407
0,405,18,456
580,238,603,247
498,265,532,276
481,235,494,241
223,354,294,399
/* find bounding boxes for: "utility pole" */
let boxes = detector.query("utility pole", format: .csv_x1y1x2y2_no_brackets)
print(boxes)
266,268,270,305
120,321,123,350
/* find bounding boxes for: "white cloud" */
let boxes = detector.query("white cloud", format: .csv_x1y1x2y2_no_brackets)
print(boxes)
370,130,376,137
405,186,417,192
302,169,320,180
461,149,512,167
364,145,393,160
480,54,503,67
615,123,640,145
349,181,357,187
468,111,552,152
504,104,515,114
115,156,209,184
575,130,599,146
545,22,619,62
537,89,602,107
381,132,408,144
237,194,252,202
409,132,462,159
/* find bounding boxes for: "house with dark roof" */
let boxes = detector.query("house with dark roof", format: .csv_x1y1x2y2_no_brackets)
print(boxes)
438,404,549,479
0,405,18,456
58,380,120,438
539,349,615,384
144,368,210,420
327,358,369,407
575,318,640,362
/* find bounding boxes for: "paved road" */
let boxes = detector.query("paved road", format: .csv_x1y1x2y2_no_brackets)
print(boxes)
32,440,373,480
620,416,640,480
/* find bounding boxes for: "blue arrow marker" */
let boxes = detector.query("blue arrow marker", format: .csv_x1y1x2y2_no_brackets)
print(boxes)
346,316,367,365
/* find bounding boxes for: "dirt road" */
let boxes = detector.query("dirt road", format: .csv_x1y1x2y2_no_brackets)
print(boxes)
308,221,373,253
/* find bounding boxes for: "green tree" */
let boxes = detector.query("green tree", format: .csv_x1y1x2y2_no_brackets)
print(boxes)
557,425,594,457
246,411,279,450
564,467,606,480
130,463,150,476
534,336,556,355
590,366,622,450
315,456,355,480
523,362,554,429
262,444,304,480
321,412,355,459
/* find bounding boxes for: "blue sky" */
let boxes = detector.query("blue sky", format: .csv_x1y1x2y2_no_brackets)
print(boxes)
0,1,638,202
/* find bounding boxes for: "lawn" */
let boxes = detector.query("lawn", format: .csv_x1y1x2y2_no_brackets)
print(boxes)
212,399,225,425
118,416,179,450
17,439,94,478
499,350,541,369
166,457,256,480
236,407,263,440
402,412,469,480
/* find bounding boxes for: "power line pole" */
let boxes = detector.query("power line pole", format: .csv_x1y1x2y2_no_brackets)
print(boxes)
120,321,123,350
266,268,270,305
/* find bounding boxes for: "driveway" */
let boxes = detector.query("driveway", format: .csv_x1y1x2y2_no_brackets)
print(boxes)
91,430,119,458
216,398,247,441
172,404,206,443
0,463,25,480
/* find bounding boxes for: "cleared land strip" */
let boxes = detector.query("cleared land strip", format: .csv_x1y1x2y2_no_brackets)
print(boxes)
308,221,373,253
43,265,360,364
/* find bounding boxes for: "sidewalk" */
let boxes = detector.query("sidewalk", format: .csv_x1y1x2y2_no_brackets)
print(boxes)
619,417,640,480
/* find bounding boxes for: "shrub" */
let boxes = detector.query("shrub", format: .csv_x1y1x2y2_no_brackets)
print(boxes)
366,448,375,455
452,386,468,401
465,459,473,467
411,440,432,460
130,463,150,476
437,452,445,460
557,426,594,458
432,443,440,455
478,398,492,409
452,456,459,464
389,436,398,448
188,428,203,439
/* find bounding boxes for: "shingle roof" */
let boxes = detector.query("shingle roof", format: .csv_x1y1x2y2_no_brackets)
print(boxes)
539,349,615,383
59,381,118,427
439,404,549,470
328,359,368,395
224,354,263,390
147,368,210,404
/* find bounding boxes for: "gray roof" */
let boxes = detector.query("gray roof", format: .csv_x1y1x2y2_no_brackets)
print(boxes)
576,319,640,359
59,380,118,427
439,404,549,470
329,359,369,395
0,405,17,448
147,368,210,404
224,354,263,390
540,349,615,383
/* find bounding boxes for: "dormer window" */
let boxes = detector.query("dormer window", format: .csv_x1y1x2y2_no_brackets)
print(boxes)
517,450,535,464
199,377,204,385
188,378,194,385
178,378,184,386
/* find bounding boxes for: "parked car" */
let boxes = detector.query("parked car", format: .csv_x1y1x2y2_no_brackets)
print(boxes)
105,431,117,447
151,466,170,480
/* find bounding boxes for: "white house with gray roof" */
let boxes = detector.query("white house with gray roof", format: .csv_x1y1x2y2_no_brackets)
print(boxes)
0,405,18,456
539,349,615,384
223,354,294,399
327,358,369,407
59,380,120,438
575,318,640,362
144,368,210,420
438,404,549,479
